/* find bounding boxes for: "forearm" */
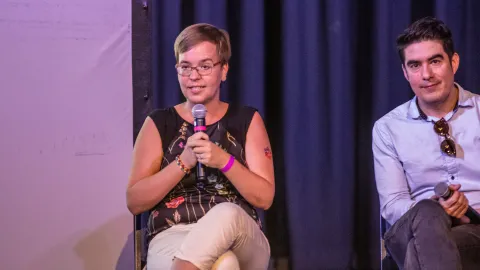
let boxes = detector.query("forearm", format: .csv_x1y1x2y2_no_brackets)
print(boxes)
127,162,186,215
223,160,274,210
383,196,417,224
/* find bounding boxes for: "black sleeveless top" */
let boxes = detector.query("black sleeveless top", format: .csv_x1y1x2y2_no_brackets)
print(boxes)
146,105,261,242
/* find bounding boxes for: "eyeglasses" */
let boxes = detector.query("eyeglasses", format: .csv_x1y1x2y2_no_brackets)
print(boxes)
433,118,456,157
176,61,222,77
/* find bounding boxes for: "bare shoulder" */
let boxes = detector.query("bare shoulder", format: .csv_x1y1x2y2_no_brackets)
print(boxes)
245,111,274,177
136,116,162,152
127,116,163,187
247,111,270,141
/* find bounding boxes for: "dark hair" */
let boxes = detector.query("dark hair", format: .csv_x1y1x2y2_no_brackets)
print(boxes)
396,17,455,64
174,23,231,65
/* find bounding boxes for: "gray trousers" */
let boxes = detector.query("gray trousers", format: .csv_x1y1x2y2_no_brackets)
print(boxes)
385,199,480,270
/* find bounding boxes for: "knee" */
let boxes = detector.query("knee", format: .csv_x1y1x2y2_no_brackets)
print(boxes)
211,251,240,270
208,202,244,224
411,199,450,226
412,199,445,217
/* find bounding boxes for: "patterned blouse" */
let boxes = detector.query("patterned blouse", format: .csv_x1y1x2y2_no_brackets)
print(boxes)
146,105,261,243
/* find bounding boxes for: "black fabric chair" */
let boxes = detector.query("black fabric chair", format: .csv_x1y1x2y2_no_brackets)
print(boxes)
134,212,149,270
380,216,399,270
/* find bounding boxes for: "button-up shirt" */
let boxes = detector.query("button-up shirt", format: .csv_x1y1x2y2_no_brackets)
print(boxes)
373,83,480,225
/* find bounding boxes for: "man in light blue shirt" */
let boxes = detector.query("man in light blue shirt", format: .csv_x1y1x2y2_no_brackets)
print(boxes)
373,17,480,269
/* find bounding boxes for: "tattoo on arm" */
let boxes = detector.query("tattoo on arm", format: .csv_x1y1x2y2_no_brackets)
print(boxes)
264,147,272,159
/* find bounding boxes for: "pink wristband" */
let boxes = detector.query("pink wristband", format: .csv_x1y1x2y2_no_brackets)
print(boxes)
220,155,235,173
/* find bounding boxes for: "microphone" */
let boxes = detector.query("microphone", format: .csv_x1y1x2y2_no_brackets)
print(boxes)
192,104,207,182
434,182,480,224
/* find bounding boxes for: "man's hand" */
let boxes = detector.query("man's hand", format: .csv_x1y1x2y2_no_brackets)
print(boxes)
431,184,471,225
438,184,469,219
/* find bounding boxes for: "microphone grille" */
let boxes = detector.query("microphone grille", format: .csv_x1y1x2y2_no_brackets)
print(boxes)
434,182,450,198
192,104,207,118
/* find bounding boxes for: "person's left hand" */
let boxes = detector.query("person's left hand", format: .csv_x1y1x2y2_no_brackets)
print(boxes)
186,132,230,169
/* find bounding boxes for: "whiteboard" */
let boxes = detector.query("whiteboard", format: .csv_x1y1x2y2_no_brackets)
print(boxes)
0,0,133,269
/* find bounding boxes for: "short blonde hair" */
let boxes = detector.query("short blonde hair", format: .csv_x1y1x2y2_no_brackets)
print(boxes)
174,23,231,64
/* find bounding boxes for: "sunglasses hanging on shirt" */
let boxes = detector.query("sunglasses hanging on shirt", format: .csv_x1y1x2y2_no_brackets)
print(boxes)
433,118,456,157
416,100,457,157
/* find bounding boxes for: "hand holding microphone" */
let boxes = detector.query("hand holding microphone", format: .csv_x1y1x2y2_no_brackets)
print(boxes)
434,182,480,224
187,104,231,179
176,104,208,174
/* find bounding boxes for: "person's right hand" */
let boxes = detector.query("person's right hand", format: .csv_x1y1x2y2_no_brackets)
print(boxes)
438,184,469,219
179,136,198,169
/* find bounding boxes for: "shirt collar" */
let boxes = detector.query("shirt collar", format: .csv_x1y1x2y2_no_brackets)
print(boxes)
407,82,474,121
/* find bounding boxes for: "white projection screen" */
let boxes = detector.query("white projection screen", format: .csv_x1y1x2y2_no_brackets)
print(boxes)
0,0,134,269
